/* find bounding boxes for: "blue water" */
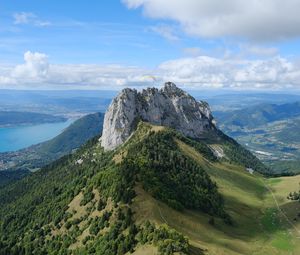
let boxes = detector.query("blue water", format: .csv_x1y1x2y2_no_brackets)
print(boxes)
0,119,74,152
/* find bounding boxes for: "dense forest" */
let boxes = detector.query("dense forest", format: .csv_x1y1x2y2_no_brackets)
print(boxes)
125,130,229,220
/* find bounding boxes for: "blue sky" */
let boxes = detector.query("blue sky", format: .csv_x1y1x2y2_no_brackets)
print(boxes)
1,0,300,90
1,0,191,66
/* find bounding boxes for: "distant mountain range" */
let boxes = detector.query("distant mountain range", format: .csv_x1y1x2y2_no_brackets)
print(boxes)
0,112,104,186
215,101,300,129
205,93,300,111
214,101,300,173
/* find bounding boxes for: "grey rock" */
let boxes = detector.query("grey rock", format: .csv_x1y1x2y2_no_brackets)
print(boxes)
101,82,217,150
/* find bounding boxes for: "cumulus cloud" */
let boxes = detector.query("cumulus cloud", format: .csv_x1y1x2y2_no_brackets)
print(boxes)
123,0,300,41
0,51,149,89
13,12,51,27
157,56,300,89
13,51,49,79
1,51,300,90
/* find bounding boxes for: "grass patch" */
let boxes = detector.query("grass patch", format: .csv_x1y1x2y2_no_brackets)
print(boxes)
261,208,279,232
271,230,294,251
267,178,282,186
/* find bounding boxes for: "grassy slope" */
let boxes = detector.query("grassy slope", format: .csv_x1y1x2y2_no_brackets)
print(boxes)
1,122,300,254
72,123,300,254
132,132,300,255
265,176,300,249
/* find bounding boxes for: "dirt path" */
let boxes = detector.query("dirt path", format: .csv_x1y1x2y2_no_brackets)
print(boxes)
157,204,168,224
260,178,300,238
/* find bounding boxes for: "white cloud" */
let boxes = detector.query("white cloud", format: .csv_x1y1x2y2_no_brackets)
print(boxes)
157,56,300,90
123,0,300,41
1,51,300,90
150,24,179,41
13,51,49,79
13,12,51,27
0,51,149,89
13,12,35,24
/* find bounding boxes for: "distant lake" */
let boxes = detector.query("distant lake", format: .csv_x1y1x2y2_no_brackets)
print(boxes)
0,119,74,152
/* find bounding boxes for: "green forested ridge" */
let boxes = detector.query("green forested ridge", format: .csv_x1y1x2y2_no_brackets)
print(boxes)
123,129,229,220
0,122,270,254
37,112,104,155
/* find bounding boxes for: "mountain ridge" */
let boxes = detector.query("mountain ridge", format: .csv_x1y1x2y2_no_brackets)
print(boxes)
215,101,300,129
101,82,216,150
0,84,283,255
0,120,291,255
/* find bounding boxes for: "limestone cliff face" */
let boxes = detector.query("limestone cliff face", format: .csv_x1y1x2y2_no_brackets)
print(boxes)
101,82,216,150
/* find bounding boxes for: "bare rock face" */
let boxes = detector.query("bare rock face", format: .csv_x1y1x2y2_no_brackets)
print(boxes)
101,82,217,150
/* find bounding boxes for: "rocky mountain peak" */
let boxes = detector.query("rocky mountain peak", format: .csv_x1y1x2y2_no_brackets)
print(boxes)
162,81,187,96
101,82,216,150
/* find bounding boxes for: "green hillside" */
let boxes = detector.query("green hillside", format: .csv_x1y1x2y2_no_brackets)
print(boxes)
1,122,296,255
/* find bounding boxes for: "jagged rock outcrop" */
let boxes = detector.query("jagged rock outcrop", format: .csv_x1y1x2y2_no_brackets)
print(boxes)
101,82,217,150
